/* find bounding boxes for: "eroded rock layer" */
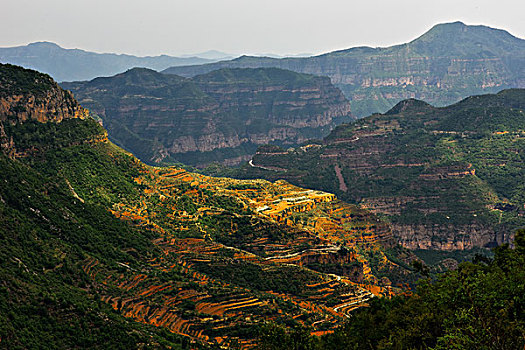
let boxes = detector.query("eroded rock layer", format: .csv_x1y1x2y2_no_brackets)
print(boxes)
62,67,353,166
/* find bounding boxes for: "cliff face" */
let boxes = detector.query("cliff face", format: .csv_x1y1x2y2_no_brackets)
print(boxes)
164,22,525,117
391,223,508,250
62,67,353,166
0,63,88,124
237,89,525,251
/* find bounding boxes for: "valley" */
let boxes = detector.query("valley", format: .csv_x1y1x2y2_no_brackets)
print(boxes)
1,17,525,349
91,158,414,347
0,63,414,348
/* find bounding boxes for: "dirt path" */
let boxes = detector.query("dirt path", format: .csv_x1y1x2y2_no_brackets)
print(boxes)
334,164,347,192
248,159,288,172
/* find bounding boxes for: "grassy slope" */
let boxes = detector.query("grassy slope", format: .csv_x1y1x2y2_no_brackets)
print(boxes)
0,119,190,349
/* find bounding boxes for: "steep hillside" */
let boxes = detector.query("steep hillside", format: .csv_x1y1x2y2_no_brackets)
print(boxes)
0,41,214,82
62,67,353,167
0,63,188,349
260,230,525,349
164,22,525,117
0,64,415,348
237,89,525,251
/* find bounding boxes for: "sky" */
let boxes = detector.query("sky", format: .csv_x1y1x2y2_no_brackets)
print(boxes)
1,0,524,57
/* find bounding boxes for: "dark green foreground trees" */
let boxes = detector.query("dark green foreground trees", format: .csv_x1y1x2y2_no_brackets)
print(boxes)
260,229,525,350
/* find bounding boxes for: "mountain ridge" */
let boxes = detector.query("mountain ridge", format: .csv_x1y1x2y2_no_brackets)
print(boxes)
163,22,525,117
0,41,217,82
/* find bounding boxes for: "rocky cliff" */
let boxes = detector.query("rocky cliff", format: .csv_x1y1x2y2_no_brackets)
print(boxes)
62,67,353,166
236,89,525,250
0,63,88,124
164,22,525,117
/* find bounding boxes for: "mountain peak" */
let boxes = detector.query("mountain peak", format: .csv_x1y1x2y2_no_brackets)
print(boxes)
27,41,62,49
414,21,523,43
407,21,525,57
122,67,159,75
385,98,434,115
427,21,467,31
85,66,186,87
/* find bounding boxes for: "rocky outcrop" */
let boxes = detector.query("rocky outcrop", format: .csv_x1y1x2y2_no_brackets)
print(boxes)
0,121,15,157
391,223,510,250
0,92,87,124
0,63,88,124
63,67,353,166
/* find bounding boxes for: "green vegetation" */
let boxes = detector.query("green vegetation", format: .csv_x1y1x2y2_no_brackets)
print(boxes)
0,63,54,98
192,259,324,295
236,89,525,249
0,124,189,348
259,229,525,350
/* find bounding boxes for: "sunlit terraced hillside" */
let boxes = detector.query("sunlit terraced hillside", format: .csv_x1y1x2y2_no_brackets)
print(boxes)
237,89,525,254
91,162,416,347
0,63,417,348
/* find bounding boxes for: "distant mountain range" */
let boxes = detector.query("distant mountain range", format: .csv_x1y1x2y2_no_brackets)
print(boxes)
62,67,353,166
4,22,524,117
179,50,236,60
163,22,525,117
0,42,220,82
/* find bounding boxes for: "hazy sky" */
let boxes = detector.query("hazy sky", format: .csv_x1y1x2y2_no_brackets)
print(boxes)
1,0,524,56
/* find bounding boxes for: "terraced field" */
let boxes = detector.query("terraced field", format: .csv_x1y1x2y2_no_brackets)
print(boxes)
83,164,413,347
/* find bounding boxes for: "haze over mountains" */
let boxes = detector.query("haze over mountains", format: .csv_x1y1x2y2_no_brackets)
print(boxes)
179,50,236,60
164,22,525,117
0,42,219,82
4,22,524,118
